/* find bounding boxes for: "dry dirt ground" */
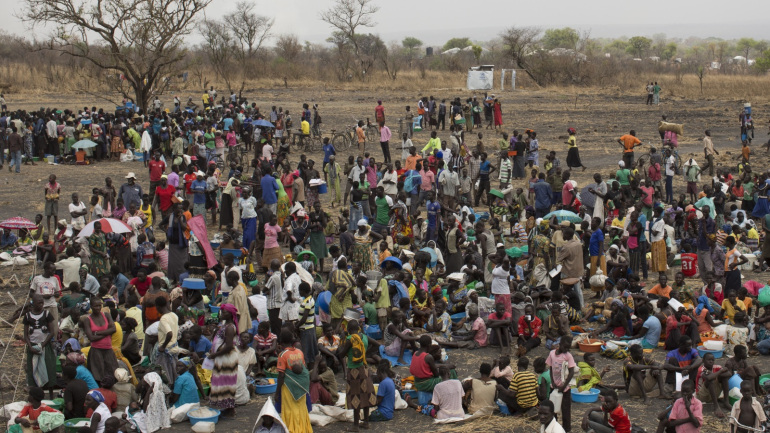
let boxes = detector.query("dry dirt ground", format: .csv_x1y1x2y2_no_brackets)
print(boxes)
0,88,767,432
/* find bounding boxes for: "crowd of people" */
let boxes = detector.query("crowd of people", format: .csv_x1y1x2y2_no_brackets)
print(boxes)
5,95,770,433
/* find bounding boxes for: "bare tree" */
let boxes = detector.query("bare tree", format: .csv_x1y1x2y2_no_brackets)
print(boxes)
200,19,241,95
320,0,380,80
20,0,212,111
500,27,541,83
201,3,274,94
226,2,274,61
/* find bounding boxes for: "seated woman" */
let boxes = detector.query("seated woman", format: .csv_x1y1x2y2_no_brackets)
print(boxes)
253,322,279,375
383,310,417,365
590,299,632,340
409,335,451,393
576,352,618,392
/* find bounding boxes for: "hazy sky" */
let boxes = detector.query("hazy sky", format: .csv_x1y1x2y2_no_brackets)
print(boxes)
6,0,770,47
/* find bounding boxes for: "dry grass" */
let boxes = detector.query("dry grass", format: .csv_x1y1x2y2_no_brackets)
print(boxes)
4,59,770,106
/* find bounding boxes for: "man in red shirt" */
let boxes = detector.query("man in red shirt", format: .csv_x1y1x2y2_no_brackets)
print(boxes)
154,175,176,220
147,151,166,221
680,243,698,278
183,165,197,197
581,388,631,433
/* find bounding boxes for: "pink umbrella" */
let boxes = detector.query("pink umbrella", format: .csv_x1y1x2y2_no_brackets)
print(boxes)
76,218,132,238
0,217,38,230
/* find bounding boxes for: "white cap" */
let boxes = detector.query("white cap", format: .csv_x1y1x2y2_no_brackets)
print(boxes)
125,172,136,178
618,161,625,168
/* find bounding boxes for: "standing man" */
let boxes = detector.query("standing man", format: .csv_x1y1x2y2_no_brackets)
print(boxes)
646,82,654,105
618,130,642,170
260,169,280,215
147,151,166,224
697,205,715,284
558,226,585,309
653,82,661,105
7,125,23,173
379,122,392,164
119,172,143,209
701,130,719,177
475,153,496,207
45,115,58,156
438,164,459,211
438,99,447,131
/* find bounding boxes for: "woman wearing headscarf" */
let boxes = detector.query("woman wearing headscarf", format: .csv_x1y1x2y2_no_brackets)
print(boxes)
220,177,239,229
352,219,383,273
85,390,112,433
276,172,292,227
589,299,631,340
239,186,258,253
207,303,239,416
141,372,171,432
80,297,118,384
693,295,719,339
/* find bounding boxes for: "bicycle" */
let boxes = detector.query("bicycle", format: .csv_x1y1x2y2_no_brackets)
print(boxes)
365,118,379,143
206,148,225,172
226,144,249,167
330,125,356,150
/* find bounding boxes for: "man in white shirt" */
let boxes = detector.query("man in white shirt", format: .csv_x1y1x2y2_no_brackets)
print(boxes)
539,400,566,433
55,248,82,286
280,262,302,322
664,153,676,204
262,142,273,162
248,291,269,323
439,164,460,210
68,193,87,235
378,164,398,198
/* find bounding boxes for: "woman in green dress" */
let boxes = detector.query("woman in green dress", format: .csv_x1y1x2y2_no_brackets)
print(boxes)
88,221,109,279
351,220,383,273
276,174,291,227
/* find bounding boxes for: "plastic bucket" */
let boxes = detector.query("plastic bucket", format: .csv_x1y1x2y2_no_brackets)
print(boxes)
318,183,328,194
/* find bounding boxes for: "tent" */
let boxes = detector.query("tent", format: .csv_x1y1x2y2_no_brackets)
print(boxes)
467,67,494,90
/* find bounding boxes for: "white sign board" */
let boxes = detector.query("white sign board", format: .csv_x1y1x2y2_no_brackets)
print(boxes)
467,70,493,90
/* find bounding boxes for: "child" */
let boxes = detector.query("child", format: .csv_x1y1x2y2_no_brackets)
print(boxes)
577,352,612,392
253,322,278,375
298,283,317,365
236,331,258,375
546,334,576,432
370,359,397,421
490,355,513,388
14,387,58,430
156,241,168,272
730,381,767,432
378,241,391,263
